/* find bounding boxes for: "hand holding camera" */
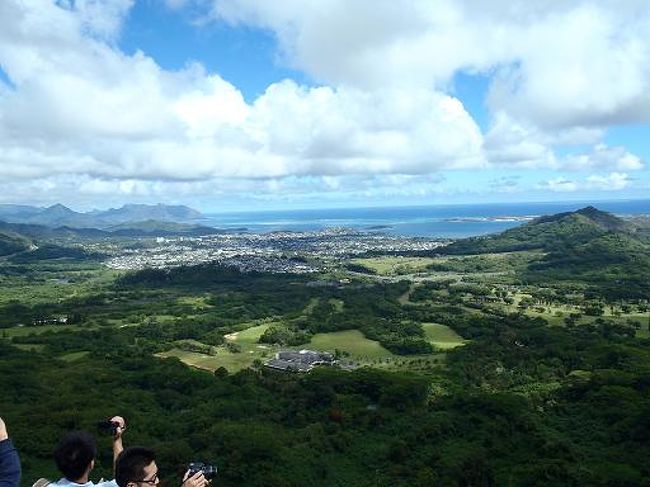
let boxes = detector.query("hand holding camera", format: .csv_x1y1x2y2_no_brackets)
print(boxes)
97,416,126,439
183,462,217,487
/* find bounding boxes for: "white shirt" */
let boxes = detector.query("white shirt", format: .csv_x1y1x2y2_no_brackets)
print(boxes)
51,478,118,487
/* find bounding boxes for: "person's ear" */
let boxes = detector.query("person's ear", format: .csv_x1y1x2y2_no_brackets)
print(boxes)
90,459,95,471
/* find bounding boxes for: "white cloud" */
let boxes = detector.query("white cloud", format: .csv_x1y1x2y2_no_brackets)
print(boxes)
0,0,485,195
483,113,643,171
539,177,578,193
586,172,632,191
483,113,557,168
539,171,632,193
209,0,650,128
0,0,648,206
564,144,643,171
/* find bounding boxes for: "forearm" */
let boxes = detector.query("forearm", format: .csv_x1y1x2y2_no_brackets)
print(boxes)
0,439,21,487
112,438,124,473
109,415,126,475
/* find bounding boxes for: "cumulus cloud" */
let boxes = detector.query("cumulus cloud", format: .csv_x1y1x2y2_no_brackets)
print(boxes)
539,177,578,193
483,113,643,171
564,144,643,171
539,172,632,193
585,172,632,190
0,0,485,193
209,0,650,128
0,0,647,206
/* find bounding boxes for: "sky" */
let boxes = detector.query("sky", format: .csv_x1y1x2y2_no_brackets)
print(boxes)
0,0,649,212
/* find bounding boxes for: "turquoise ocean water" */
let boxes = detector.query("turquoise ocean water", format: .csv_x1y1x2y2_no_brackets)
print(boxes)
202,200,650,238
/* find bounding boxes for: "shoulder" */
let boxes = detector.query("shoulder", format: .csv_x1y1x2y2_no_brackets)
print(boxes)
49,480,117,487
94,480,119,487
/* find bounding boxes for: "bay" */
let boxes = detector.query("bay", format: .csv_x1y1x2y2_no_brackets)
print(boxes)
202,199,650,238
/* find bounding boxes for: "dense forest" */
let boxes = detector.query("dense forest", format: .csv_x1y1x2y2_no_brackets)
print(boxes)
2,308,649,486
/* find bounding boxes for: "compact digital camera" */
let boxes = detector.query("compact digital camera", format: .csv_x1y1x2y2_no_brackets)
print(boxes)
188,462,218,481
96,420,119,435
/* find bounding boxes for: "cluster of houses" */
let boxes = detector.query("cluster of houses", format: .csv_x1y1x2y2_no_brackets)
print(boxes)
265,349,336,372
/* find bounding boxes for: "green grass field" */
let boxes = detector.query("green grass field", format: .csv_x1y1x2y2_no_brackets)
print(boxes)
158,348,272,372
1,324,81,338
308,330,394,359
0,267,120,306
226,323,272,343
59,351,90,362
159,322,278,372
350,257,439,276
175,295,214,311
158,327,397,372
421,323,467,350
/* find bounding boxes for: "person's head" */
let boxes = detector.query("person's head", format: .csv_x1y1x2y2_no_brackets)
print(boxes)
53,432,97,482
115,447,158,487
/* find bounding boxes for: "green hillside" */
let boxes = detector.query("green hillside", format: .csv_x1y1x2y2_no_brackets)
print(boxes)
526,232,650,298
439,207,650,298
441,207,629,255
0,230,31,256
107,219,220,236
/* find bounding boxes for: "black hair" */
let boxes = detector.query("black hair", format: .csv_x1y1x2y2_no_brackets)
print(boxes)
115,447,156,487
53,432,97,481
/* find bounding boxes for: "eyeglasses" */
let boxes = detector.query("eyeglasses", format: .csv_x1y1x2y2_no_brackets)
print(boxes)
136,472,159,485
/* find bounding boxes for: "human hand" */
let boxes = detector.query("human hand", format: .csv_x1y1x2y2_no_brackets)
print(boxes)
182,470,209,487
109,415,126,440
0,417,8,441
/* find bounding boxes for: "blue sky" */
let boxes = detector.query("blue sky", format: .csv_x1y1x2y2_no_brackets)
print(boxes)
0,0,648,211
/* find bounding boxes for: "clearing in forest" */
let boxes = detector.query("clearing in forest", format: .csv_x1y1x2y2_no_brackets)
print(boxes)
421,323,467,349
308,329,394,359
350,256,439,276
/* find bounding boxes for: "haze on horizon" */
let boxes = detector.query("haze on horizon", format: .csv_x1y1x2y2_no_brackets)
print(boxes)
0,0,649,212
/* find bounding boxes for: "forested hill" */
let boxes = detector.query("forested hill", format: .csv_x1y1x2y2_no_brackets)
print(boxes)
106,220,225,236
0,218,223,241
0,229,31,256
441,206,639,255
438,206,650,298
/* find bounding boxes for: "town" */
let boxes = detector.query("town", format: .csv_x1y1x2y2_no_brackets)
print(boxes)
103,228,446,272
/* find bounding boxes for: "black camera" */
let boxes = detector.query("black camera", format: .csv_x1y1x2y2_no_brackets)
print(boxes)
188,462,217,481
97,420,119,435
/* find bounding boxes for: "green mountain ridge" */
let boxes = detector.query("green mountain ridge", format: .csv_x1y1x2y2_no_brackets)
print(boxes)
107,220,225,236
441,206,638,255
439,206,650,298
0,218,225,243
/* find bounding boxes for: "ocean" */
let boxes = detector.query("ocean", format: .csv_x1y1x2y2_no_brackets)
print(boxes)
202,199,650,238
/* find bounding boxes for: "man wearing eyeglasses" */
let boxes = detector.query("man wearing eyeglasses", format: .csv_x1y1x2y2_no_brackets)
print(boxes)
115,447,208,487
50,416,126,487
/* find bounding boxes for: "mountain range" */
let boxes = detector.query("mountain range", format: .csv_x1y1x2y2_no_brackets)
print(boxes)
0,203,202,228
